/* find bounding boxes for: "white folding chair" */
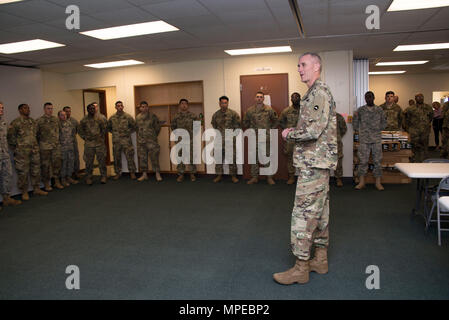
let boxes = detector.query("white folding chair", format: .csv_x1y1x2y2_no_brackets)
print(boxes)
435,176,449,246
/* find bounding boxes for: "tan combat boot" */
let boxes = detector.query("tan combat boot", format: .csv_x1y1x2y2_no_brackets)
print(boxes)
286,174,296,185
273,259,310,285
355,175,365,190
21,189,29,201
130,172,136,180
375,177,384,191
231,175,239,183
67,177,79,185
113,173,121,180
267,176,276,185
2,194,22,206
61,178,70,187
138,172,148,182
86,176,93,185
190,173,196,182
177,174,184,182
336,178,343,187
247,177,258,185
44,182,52,192
54,178,64,189
213,175,222,183
100,176,107,184
33,187,48,196
155,172,162,182
309,247,328,274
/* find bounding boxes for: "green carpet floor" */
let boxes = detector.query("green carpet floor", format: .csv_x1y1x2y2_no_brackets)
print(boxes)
0,174,448,300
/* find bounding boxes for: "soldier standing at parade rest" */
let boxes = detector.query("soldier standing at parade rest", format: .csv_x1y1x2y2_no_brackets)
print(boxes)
335,112,347,187
273,52,338,285
58,110,78,186
63,106,81,179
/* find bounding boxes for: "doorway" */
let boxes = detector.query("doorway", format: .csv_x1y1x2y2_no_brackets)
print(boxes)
240,73,289,180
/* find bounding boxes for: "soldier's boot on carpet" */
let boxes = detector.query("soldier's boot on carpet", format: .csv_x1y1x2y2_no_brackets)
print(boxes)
67,177,79,185
61,178,69,187
336,178,343,187
273,259,310,285
213,175,222,183
33,187,48,196
375,177,384,191
130,172,136,180
355,176,365,190
247,177,259,185
86,176,93,185
54,178,64,189
100,176,107,184
286,174,296,185
2,194,22,206
190,173,196,182
137,172,148,182
231,175,239,183
44,182,52,192
267,176,276,185
113,173,121,180
309,247,328,274
176,174,184,182
155,172,162,182
21,189,29,201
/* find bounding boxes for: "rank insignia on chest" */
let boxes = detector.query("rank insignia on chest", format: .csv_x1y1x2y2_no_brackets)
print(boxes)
314,105,319,111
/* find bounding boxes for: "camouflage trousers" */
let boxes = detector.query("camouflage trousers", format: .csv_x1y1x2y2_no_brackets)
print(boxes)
138,140,160,173
410,131,430,163
176,142,197,175
73,139,80,174
358,142,382,177
61,149,75,178
283,140,295,175
0,157,12,195
250,136,271,178
40,147,62,181
335,156,343,178
113,139,136,174
14,146,41,190
84,144,107,178
291,168,330,261
215,140,237,175
441,128,449,158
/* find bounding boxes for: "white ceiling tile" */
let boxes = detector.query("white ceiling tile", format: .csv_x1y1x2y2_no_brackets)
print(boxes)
140,0,210,19
0,0,66,22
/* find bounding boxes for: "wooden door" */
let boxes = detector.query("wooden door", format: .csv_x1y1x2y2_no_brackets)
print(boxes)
240,74,289,180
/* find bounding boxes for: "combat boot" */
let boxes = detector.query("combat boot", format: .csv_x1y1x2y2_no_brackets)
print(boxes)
113,173,121,180
138,172,148,182
273,259,310,285
130,172,136,180
44,182,52,192
33,187,48,196
21,189,29,201
355,175,365,190
61,178,69,187
247,177,258,185
2,194,22,206
336,178,343,187
155,172,162,182
375,177,384,191
267,176,276,185
67,177,79,185
190,173,196,182
177,174,184,182
231,175,239,183
100,176,107,184
286,174,296,185
54,178,64,189
309,247,328,274
86,176,93,185
213,175,222,183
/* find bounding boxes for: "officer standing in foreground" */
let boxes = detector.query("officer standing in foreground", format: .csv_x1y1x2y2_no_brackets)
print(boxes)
335,112,347,187
274,52,337,285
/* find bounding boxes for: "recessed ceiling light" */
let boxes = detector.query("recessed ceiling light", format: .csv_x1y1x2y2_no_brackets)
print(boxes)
394,43,449,51
84,60,144,69
224,46,292,56
80,21,179,40
369,71,406,75
0,39,65,54
376,61,429,66
388,0,449,11
0,0,23,4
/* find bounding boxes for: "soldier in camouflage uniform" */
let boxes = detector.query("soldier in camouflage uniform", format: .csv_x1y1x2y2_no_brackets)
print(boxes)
36,102,63,191
171,99,199,182
107,101,137,181
58,110,78,187
335,112,347,187
7,104,48,200
78,103,108,185
441,101,449,158
211,96,241,183
136,101,162,182
63,106,80,179
243,92,278,185
273,53,338,285
353,91,386,191
379,91,403,131
404,93,433,163
0,102,21,210
279,92,301,185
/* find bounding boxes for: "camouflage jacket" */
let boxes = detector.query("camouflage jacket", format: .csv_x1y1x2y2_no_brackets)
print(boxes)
211,108,241,135
36,114,60,150
353,105,386,143
379,103,403,131
286,79,338,170
0,116,9,159
7,116,38,149
107,112,136,143
171,111,198,136
78,115,107,147
243,104,278,132
404,104,433,134
336,113,347,157
136,112,161,144
279,105,300,129
59,119,76,151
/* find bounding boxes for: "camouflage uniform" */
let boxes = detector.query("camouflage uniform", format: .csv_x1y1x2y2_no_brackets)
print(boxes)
440,102,449,158
211,108,241,175
68,117,80,174
286,79,338,261
171,111,199,174
7,116,41,190
279,105,300,176
335,113,347,178
36,115,61,182
379,103,403,131
243,105,278,178
78,115,107,178
136,112,161,173
353,104,386,177
107,112,137,175
0,115,13,196
404,103,433,162
59,119,76,178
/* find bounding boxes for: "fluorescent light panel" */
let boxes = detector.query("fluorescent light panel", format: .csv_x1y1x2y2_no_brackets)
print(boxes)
388,0,449,11
80,21,179,40
394,43,449,51
85,60,144,69
369,71,406,75
0,39,65,54
376,60,428,66
225,46,292,56
0,0,23,4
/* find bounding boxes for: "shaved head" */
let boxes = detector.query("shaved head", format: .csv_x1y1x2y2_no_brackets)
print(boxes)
299,52,322,72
